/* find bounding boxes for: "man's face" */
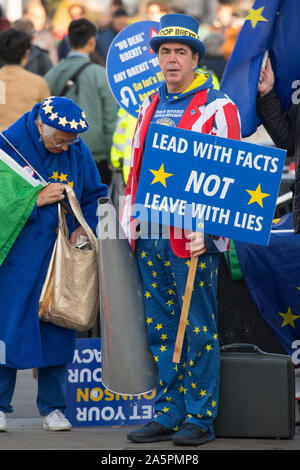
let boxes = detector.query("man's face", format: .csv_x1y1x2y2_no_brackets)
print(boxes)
37,122,78,154
158,42,198,93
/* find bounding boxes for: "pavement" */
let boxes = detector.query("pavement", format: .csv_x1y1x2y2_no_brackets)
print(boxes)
0,369,300,453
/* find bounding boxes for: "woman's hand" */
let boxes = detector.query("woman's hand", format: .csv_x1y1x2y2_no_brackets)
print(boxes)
70,226,88,246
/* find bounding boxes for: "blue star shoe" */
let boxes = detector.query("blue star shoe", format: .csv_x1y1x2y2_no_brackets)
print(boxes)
172,423,211,446
127,421,175,443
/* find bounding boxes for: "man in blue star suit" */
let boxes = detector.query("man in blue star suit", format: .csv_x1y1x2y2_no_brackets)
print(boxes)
123,13,241,446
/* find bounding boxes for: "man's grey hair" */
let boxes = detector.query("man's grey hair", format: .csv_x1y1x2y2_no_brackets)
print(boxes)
36,113,56,137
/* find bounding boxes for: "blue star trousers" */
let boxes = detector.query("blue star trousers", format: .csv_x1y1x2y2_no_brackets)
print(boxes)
137,237,220,437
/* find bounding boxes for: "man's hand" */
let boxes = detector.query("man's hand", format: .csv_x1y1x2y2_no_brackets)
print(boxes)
186,232,206,257
258,58,275,97
37,183,66,207
70,226,88,246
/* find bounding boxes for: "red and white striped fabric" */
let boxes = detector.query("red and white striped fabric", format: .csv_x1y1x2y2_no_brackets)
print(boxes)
120,87,241,257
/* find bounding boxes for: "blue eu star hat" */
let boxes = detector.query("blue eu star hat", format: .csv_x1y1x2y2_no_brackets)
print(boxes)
149,14,206,63
39,96,89,133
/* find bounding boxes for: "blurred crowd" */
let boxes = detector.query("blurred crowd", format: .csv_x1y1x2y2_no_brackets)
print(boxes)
0,0,248,188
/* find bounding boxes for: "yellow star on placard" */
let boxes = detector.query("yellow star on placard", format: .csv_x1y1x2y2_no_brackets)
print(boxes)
245,6,268,28
279,307,300,329
149,163,173,187
246,184,270,207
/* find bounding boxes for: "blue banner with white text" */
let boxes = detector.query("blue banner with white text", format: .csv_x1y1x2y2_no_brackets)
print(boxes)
134,123,286,246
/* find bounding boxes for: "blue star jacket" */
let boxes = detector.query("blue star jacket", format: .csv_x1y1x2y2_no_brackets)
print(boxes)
0,103,107,369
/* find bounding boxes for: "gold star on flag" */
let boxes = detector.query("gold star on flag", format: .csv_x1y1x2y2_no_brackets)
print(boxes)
149,163,173,187
279,307,300,329
145,291,151,299
245,6,268,28
50,171,59,181
194,326,200,334
147,317,152,325
49,112,58,121
246,184,270,207
155,323,163,330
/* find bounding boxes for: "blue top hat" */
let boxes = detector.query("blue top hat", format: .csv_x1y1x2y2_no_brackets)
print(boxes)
39,96,89,133
149,14,206,62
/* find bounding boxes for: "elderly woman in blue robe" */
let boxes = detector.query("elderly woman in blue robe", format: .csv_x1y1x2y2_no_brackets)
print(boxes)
0,96,107,431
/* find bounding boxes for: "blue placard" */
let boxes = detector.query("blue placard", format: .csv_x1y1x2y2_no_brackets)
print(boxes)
106,21,162,118
65,338,155,426
134,123,286,246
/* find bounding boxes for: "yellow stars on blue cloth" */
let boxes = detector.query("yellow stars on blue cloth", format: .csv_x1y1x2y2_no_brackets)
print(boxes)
49,171,73,187
278,307,300,329
149,163,173,188
245,6,268,28
246,183,270,207
41,97,88,131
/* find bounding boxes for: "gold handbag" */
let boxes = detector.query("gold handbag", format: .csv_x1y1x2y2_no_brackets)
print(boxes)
39,185,99,331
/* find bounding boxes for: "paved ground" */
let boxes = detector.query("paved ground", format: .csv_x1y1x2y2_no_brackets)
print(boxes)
0,369,299,452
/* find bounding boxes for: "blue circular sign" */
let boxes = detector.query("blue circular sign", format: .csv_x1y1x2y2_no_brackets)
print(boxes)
106,21,162,118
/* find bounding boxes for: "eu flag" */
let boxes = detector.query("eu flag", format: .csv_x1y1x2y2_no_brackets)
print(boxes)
220,0,300,137
235,214,300,359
